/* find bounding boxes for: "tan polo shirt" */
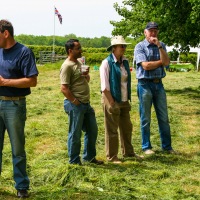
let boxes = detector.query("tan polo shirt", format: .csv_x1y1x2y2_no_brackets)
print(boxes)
60,58,90,103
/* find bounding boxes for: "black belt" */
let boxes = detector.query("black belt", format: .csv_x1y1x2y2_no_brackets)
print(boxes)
79,101,90,105
140,78,162,83
0,96,26,100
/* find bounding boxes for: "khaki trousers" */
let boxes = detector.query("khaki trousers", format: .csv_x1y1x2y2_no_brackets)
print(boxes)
102,94,134,161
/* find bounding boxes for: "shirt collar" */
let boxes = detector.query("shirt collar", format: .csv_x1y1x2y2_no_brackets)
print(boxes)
111,53,127,63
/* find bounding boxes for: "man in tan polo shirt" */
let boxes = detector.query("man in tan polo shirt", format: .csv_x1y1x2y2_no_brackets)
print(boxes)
60,39,103,165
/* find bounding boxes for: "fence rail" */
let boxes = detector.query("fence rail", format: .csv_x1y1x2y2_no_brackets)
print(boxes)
39,51,66,64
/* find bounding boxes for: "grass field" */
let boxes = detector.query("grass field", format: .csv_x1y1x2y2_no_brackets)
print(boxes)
168,63,194,72
0,61,199,200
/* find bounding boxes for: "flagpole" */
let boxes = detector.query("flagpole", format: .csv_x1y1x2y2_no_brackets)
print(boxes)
53,6,62,61
53,6,55,56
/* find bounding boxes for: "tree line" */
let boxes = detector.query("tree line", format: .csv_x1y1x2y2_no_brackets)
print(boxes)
15,34,137,49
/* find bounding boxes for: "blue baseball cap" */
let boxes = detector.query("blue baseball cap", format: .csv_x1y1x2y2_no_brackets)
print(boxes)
145,22,158,30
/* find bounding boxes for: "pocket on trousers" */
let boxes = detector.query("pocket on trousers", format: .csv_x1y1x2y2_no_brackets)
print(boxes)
11,100,27,121
64,100,73,114
126,102,131,112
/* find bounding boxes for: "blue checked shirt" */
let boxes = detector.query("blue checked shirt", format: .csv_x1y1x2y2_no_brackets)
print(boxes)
134,39,168,79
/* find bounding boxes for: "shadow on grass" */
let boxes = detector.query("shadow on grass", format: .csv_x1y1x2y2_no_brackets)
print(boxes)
166,86,200,100
140,151,199,164
77,150,200,172
29,189,138,200
0,190,16,200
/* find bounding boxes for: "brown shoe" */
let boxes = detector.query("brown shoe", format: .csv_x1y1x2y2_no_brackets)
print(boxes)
164,149,179,155
109,157,122,164
133,154,144,159
90,158,104,165
124,153,144,159
112,160,122,164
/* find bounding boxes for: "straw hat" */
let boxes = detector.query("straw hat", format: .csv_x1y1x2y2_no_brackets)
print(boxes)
107,35,131,51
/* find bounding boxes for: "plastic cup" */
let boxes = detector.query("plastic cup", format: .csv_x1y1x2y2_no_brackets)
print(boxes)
81,65,90,76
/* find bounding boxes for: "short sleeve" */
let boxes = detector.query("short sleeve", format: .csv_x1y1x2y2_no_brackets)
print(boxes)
60,63,72,85
100,59,110,91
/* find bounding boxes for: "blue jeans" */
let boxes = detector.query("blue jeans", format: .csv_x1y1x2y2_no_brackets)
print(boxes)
0,99,29,190
64,100,97,164
137,79,172,151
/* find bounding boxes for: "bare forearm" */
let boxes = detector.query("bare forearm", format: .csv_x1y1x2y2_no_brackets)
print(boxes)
159,48,170,66
61,84,80,105
85,74,90,82
0,76,37,87
141,60,163,70
146,37,170,67
61,87,74,101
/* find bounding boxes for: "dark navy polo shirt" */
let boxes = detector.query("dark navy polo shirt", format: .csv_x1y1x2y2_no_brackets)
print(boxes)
0,42,38,96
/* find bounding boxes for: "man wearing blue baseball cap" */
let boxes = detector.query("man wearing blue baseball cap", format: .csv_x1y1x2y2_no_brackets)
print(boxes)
134,22,176,155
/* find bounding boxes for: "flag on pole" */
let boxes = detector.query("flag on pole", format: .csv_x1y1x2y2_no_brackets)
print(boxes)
55,7,62,24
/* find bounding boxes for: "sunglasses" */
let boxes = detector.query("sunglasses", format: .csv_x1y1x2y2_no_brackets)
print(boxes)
118,45,127,48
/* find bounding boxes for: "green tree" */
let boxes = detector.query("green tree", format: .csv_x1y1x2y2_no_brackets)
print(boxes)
111,0,200,51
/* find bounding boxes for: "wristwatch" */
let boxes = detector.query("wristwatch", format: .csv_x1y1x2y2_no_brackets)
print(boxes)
158,46,162,49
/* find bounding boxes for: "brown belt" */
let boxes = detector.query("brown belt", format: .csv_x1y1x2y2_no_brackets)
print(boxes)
0,96,26,100
141,78,161,83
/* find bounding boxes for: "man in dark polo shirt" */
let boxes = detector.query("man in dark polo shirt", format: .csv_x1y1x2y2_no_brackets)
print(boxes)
0,19,38,198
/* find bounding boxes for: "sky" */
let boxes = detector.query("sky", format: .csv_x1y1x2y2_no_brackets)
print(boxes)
1,0,123,38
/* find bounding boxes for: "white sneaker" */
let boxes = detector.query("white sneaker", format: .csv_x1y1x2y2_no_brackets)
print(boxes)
144,149,155,155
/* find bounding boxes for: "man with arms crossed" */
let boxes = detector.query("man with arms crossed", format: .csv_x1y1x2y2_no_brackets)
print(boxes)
134,22,176,155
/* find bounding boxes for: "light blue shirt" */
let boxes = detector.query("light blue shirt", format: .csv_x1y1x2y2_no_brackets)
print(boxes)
134,39,168,79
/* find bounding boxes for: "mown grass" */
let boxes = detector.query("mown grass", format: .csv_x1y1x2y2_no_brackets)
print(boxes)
0,61,199,200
